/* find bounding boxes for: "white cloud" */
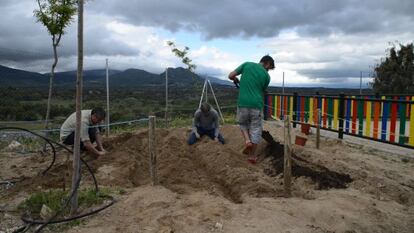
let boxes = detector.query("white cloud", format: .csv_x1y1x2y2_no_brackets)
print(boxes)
190,46,242,77
263,31,414,82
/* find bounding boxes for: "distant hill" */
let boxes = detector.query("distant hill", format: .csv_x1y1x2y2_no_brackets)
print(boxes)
110,68,162,87
0,65,48,87
52,69,121,86
160,67,204,86
0,65,228,88
199,74,233,86
0,64,373,94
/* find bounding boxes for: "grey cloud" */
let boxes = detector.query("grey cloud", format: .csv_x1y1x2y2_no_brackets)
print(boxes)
1,0,413,85
90,0,414,39
297,68,373,80
0,1,139,64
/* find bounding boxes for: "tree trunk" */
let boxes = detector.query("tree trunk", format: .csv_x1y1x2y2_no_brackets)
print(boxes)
44,42,58,127
42,43,58,151
71,0,84,215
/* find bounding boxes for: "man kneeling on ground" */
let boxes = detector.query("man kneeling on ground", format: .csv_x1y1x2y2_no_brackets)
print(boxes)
60,107,107,158
188,103,225,145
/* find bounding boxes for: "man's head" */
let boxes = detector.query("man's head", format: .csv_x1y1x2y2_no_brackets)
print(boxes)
260,55,275,71
200,102,211,116
91,107,106,124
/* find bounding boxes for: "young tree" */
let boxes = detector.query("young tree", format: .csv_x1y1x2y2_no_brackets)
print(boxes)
371,43,414,94
34,0,77,131
167,41,197,72
166,41,198,126
71,0,83,214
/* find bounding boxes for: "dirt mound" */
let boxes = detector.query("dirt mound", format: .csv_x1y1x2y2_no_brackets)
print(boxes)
3,125,354,203
262,131,353,189
3,124,414,233
95,125,284,203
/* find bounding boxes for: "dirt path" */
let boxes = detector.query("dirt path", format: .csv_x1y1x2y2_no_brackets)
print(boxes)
1,124,414,232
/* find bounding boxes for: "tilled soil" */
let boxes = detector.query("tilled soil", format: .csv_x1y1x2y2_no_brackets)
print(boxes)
1,124,414,233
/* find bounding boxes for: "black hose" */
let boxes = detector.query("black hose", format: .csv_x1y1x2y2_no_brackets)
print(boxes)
22,195,116,225
0,127,98,191
11,224,32,233
0,127,115,232
0,127,57,175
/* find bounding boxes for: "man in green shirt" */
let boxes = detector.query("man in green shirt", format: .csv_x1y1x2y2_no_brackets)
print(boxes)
228,55,274,163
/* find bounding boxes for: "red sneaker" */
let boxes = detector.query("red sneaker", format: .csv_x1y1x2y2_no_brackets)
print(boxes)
247,156,258,164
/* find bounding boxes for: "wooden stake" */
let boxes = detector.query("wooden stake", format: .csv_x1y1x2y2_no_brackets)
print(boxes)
316,109,321,149
149,116,157,185
284,116,292,197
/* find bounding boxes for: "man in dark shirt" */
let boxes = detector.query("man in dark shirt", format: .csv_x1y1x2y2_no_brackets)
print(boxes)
188,103,225,145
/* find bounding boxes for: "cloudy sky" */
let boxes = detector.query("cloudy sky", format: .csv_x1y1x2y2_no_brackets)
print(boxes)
0,0,413,87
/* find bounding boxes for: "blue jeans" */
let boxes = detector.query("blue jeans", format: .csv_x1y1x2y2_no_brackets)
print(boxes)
188,127,225,145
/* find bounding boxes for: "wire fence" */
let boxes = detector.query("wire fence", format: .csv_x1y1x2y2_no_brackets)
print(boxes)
0,105,237,153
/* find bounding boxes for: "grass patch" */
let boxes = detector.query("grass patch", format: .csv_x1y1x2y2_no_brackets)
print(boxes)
18,188,110,217
17,187,120,231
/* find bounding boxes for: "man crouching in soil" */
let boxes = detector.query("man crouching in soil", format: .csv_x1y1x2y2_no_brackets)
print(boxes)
228,55,274,163
188,103,225,145
60,107,107,158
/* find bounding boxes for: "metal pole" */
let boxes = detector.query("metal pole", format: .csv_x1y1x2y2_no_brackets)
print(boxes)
205,77,208,102
282,71,285,94
198,79,207,109
207,80,225,124
360,71,362,95
106,58,110,136
165,68,168,128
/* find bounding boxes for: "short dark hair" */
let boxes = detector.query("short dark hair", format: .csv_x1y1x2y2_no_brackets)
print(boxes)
200,102,211,113
260,55,275,69
92,107,106,119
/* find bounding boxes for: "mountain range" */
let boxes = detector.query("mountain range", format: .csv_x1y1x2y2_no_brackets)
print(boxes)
0,65,233,88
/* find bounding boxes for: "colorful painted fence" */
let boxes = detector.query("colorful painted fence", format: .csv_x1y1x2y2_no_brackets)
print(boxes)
264,93,414,149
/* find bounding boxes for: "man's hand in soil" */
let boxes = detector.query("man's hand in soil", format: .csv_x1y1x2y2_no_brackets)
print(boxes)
97,150,106,157
84,141,105,158
99,148,107,154
195,132,201,139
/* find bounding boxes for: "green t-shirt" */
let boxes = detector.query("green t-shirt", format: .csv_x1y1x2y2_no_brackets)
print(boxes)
235,62,270,109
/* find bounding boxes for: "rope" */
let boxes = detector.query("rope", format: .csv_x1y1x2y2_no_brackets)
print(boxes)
0,118,149,134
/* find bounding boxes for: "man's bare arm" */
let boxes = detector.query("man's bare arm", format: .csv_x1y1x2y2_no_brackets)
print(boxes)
95,130,105,151
83,141,105,157
228,71,238,81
